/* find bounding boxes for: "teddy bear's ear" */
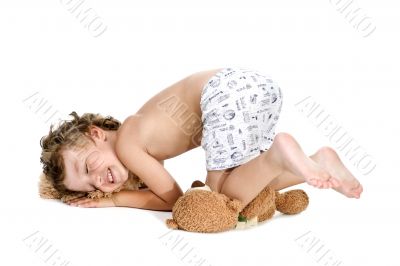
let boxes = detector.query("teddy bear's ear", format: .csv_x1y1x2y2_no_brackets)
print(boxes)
191,180,205,188
166,219,179,229
227,199,243,213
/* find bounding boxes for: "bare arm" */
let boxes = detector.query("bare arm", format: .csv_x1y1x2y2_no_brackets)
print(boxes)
64,188,172,210
116,140,184,210
112,188,174,211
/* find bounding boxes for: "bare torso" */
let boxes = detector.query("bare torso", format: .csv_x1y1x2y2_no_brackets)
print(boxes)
118,68,223,162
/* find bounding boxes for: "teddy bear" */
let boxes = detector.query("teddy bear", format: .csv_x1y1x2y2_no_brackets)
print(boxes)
38,172,145,202
165,180,309,233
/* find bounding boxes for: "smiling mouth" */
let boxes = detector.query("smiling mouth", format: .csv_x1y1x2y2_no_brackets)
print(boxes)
107,168,115,183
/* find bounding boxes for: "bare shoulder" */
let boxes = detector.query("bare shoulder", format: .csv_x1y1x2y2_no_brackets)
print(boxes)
116,114,148,152
115,115,164,164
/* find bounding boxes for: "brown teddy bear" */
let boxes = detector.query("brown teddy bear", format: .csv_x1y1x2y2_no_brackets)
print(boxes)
38,172,145,202
166,181,309,233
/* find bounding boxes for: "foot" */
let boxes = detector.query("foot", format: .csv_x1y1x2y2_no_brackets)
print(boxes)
312,146,363,198
272,133,338,189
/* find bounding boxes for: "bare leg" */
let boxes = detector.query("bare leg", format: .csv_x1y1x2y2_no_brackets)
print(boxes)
219,132,338,206
206,159,305,192
260,148,363,198
267,171,304,191
206,138,363,204
207,146,363,196
262,150,322,190
206,147,321,195
205,168,233,194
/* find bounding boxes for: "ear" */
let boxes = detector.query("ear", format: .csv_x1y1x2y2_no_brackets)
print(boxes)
191,180,205,188
88,126,107,142
166,219,179,229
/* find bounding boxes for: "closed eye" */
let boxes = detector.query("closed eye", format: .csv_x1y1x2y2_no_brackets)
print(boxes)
84,162,95,190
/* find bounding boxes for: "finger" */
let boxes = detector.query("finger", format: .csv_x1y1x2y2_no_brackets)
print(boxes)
67,199,82,206
78,200,97,208
67,197,87,204
70,198,93,206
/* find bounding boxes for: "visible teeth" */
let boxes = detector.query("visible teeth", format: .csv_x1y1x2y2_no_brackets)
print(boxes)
107,169,113,183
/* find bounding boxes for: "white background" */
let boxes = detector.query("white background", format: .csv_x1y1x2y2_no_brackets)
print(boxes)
1,0,399,265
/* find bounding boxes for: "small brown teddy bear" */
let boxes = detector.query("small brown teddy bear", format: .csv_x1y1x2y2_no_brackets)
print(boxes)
166,181,309,233
38,172,145,202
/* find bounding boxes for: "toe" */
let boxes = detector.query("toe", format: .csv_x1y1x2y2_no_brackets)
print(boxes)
356,184,363,196
351,187,362,198
330,178,340,187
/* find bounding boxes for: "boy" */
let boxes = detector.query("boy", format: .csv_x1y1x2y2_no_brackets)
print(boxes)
40,67,363,210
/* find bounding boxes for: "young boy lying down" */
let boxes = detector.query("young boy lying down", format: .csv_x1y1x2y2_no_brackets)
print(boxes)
40,67,363,210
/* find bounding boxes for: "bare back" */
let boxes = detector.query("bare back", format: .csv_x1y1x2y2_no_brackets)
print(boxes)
118,68,223,161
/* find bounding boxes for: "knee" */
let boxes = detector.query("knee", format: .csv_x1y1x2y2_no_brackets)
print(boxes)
317,146,335,154
315,146,337,159
273,132,294,147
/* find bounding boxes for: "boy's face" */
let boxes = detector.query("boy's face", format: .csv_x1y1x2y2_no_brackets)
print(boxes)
62,127,129,193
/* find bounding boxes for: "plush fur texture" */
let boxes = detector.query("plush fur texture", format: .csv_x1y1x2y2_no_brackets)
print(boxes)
167,189,243,233
166,181,309,233
275,189,309,214
240,186,277,222
38,172,144,202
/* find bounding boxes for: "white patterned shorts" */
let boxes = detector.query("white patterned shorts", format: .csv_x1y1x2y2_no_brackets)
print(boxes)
200,67,283,171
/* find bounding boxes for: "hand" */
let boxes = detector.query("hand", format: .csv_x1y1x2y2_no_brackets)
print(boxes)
65,196,116,208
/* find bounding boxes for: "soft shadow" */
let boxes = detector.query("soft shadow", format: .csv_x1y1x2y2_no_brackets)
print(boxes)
150,209,173,225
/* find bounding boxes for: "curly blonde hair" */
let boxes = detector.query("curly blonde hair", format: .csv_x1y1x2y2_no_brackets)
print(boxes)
40,111,122,194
